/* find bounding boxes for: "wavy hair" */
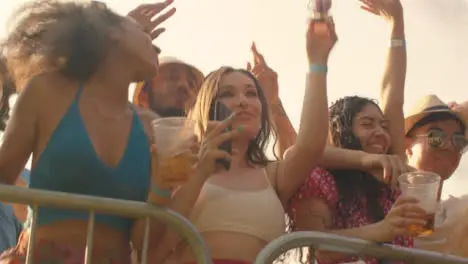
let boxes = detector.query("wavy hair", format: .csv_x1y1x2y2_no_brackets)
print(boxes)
0,56,14,131
289,96,392,263
187,66,278,166
2,0,123,86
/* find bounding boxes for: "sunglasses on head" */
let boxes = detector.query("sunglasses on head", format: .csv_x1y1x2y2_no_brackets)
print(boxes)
414,128,468,154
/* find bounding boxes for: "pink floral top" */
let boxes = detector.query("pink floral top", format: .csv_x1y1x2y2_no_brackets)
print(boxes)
288,167,413,264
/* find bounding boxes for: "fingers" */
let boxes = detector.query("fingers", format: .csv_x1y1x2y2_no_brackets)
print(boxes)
209,128,242,148
380,156,392,184
360,5,380,16
135,0,174,17
251,42,266,66
387,156,401,187
150,7,177,29
150,28,166,40
392,202,427,217
379,155,412,187
204,113,236,141
390,216,426,229
326,18,338,41
394,195,420,206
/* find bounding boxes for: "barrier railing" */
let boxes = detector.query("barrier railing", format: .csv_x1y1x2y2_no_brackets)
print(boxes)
254,231,468,264
0,184,212,264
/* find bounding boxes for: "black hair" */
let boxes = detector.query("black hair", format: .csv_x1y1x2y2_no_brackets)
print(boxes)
3,0,123,84
328,96,389,224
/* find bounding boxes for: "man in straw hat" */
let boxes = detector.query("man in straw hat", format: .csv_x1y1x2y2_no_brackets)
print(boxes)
132,56,204,118
404,94,467,182
404,95,468,253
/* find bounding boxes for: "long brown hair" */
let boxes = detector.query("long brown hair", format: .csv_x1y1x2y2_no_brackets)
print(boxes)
187,66,277,166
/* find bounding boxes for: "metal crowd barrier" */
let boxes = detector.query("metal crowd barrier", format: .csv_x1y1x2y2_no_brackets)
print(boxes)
254,231,468,264
0,184,213,264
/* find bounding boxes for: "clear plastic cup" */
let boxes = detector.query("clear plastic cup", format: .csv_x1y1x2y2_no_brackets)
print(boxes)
398,171,441,237
414,202,447,248
308,0,332,21
151,117,196,178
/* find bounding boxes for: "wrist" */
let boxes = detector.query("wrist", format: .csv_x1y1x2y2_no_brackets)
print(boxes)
270,101,286,116
365,222,388,242
308,63,328,74
149,181,172,200
390,19,405,39
357,150,369,169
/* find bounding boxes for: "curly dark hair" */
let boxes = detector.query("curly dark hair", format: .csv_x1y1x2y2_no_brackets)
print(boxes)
289,96,393,264
0,56,14,131
328,96,390,223
2,0,123,85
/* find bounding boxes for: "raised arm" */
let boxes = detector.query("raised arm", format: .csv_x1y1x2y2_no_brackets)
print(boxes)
247,43,297,159
361,0,407,158
0,76,41,185
274,20,336,204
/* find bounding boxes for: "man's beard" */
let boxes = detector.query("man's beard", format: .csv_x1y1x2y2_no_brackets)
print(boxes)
151,105,186,117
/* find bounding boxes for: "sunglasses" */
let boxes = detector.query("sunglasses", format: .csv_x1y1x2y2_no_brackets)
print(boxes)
414,128,468,154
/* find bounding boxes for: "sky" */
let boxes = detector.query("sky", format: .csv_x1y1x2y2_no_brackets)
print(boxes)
0,0,466,199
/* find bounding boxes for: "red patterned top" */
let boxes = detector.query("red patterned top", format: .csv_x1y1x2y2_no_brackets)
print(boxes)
288,167,413,264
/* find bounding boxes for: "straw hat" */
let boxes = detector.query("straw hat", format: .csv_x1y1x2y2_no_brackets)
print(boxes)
132,57,204,107
405,94,468,137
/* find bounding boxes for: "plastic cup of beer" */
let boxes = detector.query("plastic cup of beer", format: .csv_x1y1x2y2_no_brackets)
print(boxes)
398,171,441,237
151,117,196,180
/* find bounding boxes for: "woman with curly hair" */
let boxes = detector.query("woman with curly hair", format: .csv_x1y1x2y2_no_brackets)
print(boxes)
287,0,428,263
0,57,14,131
0,0,179,262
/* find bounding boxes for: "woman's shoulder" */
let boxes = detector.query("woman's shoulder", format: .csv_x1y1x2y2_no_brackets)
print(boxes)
290,167,339,208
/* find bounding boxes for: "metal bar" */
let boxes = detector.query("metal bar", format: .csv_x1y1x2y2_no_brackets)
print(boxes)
25,204,37,264
0,184,212,264
254,231,468,264
141,216,151,264
84,210,95,264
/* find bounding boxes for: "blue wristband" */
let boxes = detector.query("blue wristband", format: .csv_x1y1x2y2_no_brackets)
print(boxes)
309,64,328,73
151,183,172,198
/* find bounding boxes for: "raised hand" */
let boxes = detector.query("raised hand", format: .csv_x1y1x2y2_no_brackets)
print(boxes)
246,42,279,105
360,153,414,188
196,115,243,178
359,0,403,23
127,0,176,40
306,19,338,64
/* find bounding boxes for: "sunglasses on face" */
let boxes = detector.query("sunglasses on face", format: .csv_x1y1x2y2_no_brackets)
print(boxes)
414,128,468,154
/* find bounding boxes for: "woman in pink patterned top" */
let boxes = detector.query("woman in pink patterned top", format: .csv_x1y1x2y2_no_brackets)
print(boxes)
288,96,427,264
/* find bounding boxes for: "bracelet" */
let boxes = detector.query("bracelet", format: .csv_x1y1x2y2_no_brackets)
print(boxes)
389,39,405,48
151,183,172,198
309,64,328,73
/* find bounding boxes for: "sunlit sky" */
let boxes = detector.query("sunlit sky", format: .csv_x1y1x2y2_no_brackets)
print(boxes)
0,0,466,199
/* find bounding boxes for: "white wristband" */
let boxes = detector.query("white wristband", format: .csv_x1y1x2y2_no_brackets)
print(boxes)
389,39,406,48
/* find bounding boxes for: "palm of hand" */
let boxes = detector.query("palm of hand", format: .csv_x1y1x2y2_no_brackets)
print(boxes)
247,43,280,104
360,0,403,22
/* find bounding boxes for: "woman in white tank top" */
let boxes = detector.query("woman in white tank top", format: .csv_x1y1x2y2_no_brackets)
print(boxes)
149,19,338,264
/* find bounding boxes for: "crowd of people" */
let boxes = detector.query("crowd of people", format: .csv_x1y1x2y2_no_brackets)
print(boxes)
0,0,467,263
